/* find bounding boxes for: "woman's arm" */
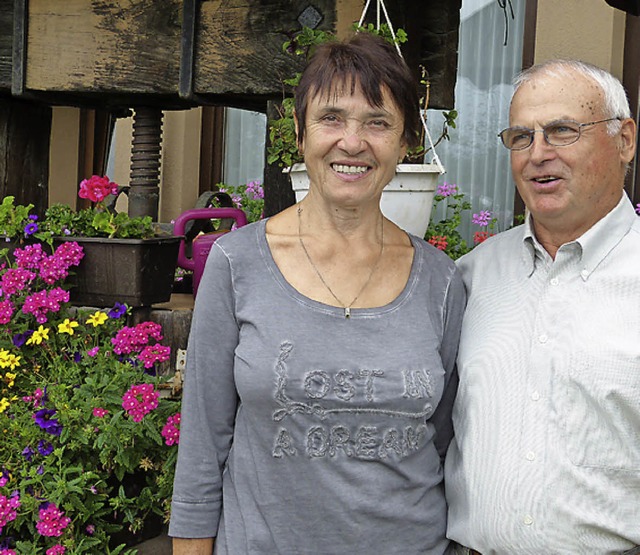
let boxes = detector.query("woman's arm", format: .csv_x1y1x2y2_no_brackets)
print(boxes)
173,537,215,555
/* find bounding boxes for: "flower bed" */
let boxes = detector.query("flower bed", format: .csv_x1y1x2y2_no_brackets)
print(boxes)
0,240,180,554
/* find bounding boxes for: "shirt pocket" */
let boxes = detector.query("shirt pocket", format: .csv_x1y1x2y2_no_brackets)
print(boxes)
563,351,640,470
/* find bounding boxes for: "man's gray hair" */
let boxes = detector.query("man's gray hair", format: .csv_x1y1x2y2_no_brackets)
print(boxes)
514,59,632,135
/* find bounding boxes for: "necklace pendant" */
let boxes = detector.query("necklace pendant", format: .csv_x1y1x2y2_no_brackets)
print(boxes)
344,307,351,319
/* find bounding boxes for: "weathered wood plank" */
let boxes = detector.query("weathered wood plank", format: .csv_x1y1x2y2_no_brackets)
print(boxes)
26,0,182,95
0,0,13,90
194,0,336,101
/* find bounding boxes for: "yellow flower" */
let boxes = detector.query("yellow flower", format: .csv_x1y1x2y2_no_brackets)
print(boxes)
4,372,16,387
86,311,108,327
0,349,9,369
58,318,79,335
1,354,21,371
26,325,50,346
0,397,9,413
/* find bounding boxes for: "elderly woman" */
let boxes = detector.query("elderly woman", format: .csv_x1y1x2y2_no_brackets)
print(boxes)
169,32,465,555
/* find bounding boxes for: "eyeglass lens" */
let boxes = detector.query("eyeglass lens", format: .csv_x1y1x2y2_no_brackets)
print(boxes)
500,121,582,150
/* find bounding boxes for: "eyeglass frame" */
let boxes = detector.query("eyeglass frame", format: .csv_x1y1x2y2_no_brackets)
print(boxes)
498,117,623,151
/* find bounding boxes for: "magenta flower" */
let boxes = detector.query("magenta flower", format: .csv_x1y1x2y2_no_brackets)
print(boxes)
122,383,159,422
0,493,20,534
46,546,66,555
92,407,108,418
0,299,15,325
13,243,47,269
111,322,163,355
0,548,17,555
78,175,118,203
0,268,36,296
0,468,9,487
636,203,640,215
87,346,100,357
162,413,181,446
22,287,70,323
35,502,71,537
138,344,171,369
472,210,492,226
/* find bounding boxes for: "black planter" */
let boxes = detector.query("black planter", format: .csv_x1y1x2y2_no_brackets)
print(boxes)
55,236,181,307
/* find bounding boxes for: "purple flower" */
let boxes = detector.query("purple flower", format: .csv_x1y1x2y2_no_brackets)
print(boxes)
636,203,640,215
22,446,34,462
33,408,63,436
108,302,127,318
472,210,492,226
436,182,458,197
37,440,53,456
85,524,96,535
23,222,38,236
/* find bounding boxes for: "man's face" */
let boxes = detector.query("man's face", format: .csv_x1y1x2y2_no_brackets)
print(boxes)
297,82,407,209
509,70,636,241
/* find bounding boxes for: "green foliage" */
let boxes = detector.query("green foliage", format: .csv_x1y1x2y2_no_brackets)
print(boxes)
215,180,265,224
424,184,499,260
36,204,155,242
0,196,35,239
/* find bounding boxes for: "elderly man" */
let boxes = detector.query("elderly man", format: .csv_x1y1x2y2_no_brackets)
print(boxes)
445,59,639,554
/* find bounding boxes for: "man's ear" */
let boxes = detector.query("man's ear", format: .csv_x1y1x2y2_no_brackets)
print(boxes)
619,117,637,165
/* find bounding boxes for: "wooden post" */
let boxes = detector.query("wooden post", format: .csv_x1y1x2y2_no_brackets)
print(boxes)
0,97,51,216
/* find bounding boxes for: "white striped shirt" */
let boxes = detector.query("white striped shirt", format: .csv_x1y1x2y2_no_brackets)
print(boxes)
445,195,640,555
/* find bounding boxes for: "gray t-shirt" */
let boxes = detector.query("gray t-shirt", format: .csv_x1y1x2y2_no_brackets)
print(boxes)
169,219,465,554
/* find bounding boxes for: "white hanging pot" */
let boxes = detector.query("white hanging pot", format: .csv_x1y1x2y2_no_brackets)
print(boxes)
287,163,441,238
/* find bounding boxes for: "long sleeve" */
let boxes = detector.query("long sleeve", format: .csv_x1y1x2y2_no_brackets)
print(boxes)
168,243,240,538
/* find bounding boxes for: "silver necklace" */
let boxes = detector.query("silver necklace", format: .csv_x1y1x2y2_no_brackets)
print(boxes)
297,206,384,318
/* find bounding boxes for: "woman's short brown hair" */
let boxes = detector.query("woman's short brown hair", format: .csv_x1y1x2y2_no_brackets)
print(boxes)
294,32,421,150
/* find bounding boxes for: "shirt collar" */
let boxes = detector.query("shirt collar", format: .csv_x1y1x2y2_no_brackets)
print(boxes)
519,194,637,280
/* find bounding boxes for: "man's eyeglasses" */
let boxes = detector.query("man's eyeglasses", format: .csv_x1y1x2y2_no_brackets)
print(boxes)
498,117,622,151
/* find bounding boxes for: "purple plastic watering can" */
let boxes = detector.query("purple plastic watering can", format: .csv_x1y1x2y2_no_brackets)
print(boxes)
173,208,248,296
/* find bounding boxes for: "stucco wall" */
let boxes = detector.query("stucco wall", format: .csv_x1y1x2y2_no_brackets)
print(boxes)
535,0,626,78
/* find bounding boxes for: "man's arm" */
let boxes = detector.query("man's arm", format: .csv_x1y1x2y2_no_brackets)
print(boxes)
172,538,214,555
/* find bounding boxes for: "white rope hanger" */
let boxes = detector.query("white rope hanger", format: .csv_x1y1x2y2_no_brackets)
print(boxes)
356,0,445,174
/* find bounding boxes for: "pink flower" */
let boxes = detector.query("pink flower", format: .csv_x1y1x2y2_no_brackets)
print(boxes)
436,182,458,197
162,413,181,446
87,346,100,357
0,548,17,555
46,546,66,555
0,268,36,296
138,344,171,369
36,503,71,537
0,493,20,534
92,407,108,418
122,383,159,422
472,210,492,226
22,287,70,323
111,321,164,355
13,243,47,269
0,299,15,324
78,175,118,203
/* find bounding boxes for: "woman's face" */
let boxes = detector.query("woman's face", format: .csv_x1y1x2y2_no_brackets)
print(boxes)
297,82,407,210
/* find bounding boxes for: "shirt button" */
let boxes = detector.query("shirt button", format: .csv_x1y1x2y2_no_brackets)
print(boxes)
531,391,541,401
523,515,534,526
526,451,536,461
539,334,548,343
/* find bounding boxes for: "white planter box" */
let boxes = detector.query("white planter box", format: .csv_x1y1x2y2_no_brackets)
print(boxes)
287,163,441,238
